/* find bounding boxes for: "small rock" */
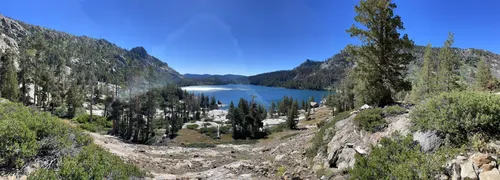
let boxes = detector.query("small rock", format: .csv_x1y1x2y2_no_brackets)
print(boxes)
360,104,372,110
457,156,468,161
261,147,271,152
275,154,285,161
451,163,461,180
479,168,500,180
460,160,478,180
354,146,368,155
437,174,448,180
413,131,443,152
472,153,492,167
481,161,497,172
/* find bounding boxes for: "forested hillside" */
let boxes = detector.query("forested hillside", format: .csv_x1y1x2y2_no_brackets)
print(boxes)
184,73,249,85
247,45,500,90
248,56,351,90
0,14,184,93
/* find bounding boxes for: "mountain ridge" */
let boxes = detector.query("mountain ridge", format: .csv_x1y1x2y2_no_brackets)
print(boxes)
0,13,185,88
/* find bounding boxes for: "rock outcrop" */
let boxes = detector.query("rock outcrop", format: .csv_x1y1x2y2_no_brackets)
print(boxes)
312,111,413,174
445,153,500,180
413,130,443,152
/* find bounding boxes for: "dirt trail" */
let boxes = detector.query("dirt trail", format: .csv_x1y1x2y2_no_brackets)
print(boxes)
89,107,330,180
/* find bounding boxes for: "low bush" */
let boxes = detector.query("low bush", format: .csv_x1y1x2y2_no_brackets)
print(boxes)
0,100,145,179
411,91,500,146
28,168,58,180
383,105,406,116
186,124,199,130
268,123,288,133
350,134,460,179
0,119,38,168
353,108,385,132
59,144,144,179
73,115,112,133
276,166,287,177
219,125,231,134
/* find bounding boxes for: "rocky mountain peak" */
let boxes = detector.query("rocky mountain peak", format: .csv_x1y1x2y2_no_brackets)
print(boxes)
130,46,148,59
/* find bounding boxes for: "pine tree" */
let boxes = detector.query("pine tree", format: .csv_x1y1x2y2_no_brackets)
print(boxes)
18,48,35,105
411,43,435,102
437,33,461,92
0,50,19,102
210,96,217,109
347,0,414,106
66,83,83,118
269,101,276,118
110,99,123,135
286,100,299,129
475,57,493,91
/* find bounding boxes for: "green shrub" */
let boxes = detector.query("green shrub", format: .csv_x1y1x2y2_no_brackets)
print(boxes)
28,168,58,180
202,122,212,127
59,144,144,180
306,111,352,159
268,123,288,132
350,134,444,179
332,110,352,122
277,166,287,177
80,123,99,132
53,104,68,118
383,105,406,116
411,91,500,146
73,115,111,133
73,115,111,127
0,101,145,179
354,108,385,132
0,119,38,168
199,127,218,134
219,125,231,134
186,124,199,130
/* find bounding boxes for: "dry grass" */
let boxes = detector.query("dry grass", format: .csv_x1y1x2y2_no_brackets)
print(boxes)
173,129,241,146
298,107,332,127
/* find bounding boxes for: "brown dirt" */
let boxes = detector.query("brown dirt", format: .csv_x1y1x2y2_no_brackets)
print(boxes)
87,107,332,179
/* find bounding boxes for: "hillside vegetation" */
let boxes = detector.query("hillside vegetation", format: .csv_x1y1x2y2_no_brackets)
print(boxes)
0,100,144,179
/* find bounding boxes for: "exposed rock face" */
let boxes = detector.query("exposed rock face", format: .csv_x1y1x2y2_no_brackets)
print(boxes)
460,160,478,180
479,168,500,180
413,131,443,152
445,153,499,180
312,112,412,173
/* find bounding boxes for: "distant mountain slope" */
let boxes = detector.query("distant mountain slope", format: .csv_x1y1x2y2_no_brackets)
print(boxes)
0,14,184,88
248,46,500,90
248,56,352,90
184,73,249,85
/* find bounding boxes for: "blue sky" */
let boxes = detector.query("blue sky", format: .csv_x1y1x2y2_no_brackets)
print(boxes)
1,0,499,75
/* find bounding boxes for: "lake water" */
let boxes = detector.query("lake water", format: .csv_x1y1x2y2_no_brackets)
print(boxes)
181,84,330,109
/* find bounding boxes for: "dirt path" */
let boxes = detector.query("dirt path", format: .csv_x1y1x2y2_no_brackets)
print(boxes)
88,107,330,179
